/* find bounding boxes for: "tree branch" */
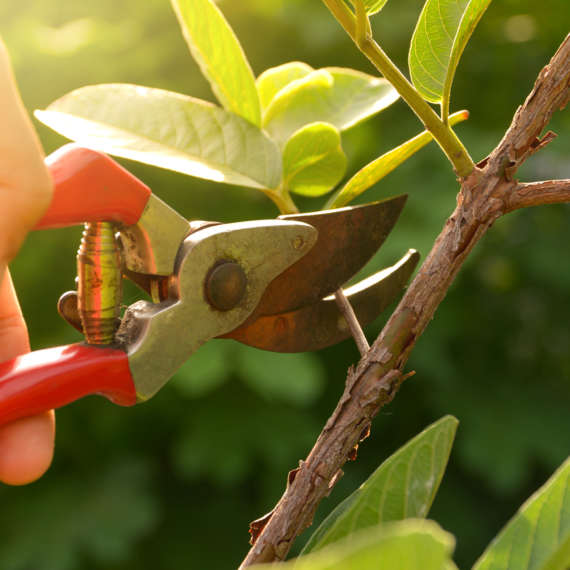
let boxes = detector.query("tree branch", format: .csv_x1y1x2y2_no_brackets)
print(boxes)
506,179,570,213
238,33,570,568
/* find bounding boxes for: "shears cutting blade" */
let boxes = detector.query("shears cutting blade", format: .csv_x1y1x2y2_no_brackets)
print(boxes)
0,145,418,425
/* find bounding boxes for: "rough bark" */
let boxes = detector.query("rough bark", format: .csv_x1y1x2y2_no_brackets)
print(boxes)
239,34,570,567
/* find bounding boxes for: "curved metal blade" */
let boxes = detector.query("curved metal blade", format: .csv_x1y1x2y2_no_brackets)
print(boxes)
223,249,419,352
252,195,408,317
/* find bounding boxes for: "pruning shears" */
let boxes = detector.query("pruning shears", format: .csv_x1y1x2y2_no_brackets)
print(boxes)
0,144,419,426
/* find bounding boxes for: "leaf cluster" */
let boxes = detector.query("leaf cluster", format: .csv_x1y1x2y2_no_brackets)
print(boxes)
35,0,475,215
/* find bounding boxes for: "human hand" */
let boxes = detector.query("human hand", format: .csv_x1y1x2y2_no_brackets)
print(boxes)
0,38,55,485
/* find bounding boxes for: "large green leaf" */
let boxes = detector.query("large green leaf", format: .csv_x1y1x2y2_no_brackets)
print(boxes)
256,61,314,111
283,122,347,197
36,84,282,189
170,0,261,126
328,110,468,208
253,520,455,570
263,67,399,144
302,415,458,554
409,0,492,116
473,457,570,570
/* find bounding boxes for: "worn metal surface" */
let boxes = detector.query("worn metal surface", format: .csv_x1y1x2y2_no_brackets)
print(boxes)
253,195,407,317
119,193,189,276
224,249,419,352
117,220,317,401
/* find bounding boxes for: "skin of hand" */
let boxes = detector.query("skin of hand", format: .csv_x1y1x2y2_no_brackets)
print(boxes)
0,38,55,485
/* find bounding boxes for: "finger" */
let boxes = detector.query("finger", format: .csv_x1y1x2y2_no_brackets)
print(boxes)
0,38,55,485
0,267,30,356
0,270,55,484
0,411,55,485
0,38,52,266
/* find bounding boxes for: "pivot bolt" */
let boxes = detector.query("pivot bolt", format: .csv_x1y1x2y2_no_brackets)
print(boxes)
205,261,247,311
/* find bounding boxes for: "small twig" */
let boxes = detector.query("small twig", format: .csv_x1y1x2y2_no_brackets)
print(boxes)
506,179,570,213
333,288,370,356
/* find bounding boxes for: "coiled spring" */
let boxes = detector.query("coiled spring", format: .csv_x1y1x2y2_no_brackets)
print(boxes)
77,221,122,345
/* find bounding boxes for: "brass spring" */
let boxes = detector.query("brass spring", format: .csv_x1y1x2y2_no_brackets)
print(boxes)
77,221,122,345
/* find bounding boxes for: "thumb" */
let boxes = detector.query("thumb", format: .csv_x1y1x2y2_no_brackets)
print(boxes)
0,38,52,272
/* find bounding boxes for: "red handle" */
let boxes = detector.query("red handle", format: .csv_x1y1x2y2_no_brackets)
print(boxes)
35,144,152,230
0,344,137,426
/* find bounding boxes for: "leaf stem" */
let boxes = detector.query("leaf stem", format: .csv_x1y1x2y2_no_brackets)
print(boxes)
441,100,450,126
321,0,475,177
354,0,372,45
265,187,299,214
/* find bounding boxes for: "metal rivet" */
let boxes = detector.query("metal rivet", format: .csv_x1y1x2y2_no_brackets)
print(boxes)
292,236,305,250
205,261,247,311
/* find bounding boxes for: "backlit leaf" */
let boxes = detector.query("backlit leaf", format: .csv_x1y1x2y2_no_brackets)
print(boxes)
302,416,458,554
36,84,282,189
409,0,492,116
473,457,570,570
256,61,314,111
170,0,261,125
328,110,468,208
283,122,347,197
263,67,399,144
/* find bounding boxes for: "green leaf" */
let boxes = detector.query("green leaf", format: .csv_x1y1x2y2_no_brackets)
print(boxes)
409,0,492,116
255,520,455,570
302,415,458,554
328,109,469,208
36,84,282,189
473,457,570,570
256,61,314,111
170,0,261,126
283,122,347,197
348,0,389,16
263,67,399,144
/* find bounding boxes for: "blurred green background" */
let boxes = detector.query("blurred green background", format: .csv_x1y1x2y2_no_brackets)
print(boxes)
1,1,568,568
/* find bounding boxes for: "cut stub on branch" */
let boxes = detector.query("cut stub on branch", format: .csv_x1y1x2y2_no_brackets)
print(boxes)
226,249,420,352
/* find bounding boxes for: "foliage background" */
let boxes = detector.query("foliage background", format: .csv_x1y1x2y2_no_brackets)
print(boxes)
1,0,568,568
